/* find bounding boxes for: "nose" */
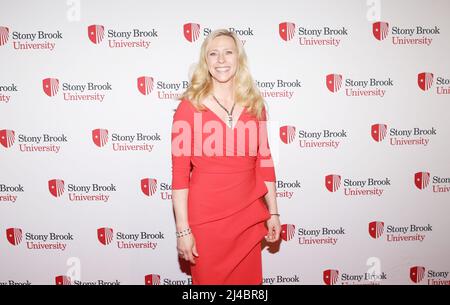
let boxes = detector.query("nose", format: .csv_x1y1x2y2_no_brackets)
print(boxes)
218,52,225,63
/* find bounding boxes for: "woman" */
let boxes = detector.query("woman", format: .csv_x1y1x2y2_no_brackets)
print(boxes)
171,29,281,285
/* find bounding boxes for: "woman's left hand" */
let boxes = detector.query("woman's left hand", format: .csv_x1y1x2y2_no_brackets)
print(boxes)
265,215,281,243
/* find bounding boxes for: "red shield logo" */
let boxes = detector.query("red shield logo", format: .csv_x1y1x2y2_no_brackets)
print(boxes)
0,26,9,46
92,128,109,147
42,78,59,97
183,23,200,42
6,228,22,246
145,274,161,285
279,125,296,144
371,124,387,142
88,24,105,44
325,174,341,192
0,129,15,148
141,178,157,196
414,172,430,190
97,227,114,245
280,224,295,241
279,22,295,41
410,266,425,283
326,74,342,92
417,72,434,91
55,275,72,285
368,221,384,239
48,179,65,197
372,22,389,41
323,269,339,285
137,76,154,95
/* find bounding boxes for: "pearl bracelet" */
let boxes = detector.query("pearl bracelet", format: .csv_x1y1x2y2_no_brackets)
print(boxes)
176,228,192,238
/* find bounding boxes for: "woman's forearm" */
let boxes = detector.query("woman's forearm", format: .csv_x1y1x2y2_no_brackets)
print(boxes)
263,181,279,214
172,188,190,230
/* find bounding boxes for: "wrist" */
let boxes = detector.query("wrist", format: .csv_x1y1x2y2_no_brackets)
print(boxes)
175,227,192,238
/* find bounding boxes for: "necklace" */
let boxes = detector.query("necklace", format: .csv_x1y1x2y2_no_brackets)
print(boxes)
212,95,236,128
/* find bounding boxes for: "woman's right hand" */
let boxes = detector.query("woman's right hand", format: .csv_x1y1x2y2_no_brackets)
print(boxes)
177,233,199,264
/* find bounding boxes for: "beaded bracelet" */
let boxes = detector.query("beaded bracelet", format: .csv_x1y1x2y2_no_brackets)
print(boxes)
176,228,192,238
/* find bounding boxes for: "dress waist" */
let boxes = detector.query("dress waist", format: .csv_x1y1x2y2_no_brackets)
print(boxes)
192,166,255,174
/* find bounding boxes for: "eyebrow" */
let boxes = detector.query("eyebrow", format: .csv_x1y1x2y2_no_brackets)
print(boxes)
207,48,234,52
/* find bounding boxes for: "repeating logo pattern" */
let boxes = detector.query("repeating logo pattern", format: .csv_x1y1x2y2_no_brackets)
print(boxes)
88,25,105,44
280,224,295,241
373,22,389,41
323,269,339,285
97,227,114,245
6,228,22,245
183,23,200,42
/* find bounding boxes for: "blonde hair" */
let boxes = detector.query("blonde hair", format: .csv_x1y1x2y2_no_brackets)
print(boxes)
178,29,266,119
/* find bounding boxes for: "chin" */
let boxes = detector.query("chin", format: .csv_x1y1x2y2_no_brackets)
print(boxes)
211,74,236,84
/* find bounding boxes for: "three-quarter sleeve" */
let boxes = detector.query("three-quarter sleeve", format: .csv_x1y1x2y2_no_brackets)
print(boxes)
171,100,194,190
256,106,276,182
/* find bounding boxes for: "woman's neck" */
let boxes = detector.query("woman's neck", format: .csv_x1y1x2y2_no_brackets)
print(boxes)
212,79,235,103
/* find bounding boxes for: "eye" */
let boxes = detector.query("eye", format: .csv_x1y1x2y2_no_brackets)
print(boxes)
209,52,217,56
226,50,233,54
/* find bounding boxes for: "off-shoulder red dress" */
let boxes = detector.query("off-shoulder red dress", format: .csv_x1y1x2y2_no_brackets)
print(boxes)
171,99,276,285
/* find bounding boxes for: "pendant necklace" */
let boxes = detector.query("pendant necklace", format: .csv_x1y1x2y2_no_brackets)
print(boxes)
212,95,236,128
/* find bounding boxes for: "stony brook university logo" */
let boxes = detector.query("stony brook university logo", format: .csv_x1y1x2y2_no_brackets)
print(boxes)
55,275,71,285
183,23,200,42
280,224,295,241
323,269,339,285
373,22,389,41
410,266,426,283
0,26,9,46
325,174,341,192
279,22,295,41
145,274,161,285
414,172,430,190
48,179,65,197
97,227,114,245
92,128,109,147
88,24,105,44
0,129,15,148
141,178,157,196
279,125,296,144
418,72,434,91
6,228,22,246
369,221,385,239
137,76,154,95
42,78,59,97
371,124,387,142
326,74,343,92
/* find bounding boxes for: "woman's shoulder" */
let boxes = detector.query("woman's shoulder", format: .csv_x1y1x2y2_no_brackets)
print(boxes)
173,98,199,122
174,98,193,114
176,98,199,112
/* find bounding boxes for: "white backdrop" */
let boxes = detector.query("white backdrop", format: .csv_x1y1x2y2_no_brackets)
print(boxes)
1,0,449,285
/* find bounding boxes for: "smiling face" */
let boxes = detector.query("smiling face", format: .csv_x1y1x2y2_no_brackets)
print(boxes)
206,35,238,85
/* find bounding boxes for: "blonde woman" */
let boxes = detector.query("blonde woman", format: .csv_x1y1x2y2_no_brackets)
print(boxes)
171,29,280,285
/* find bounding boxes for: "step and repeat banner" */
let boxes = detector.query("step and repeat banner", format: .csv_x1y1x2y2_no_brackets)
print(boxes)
1,0,449,285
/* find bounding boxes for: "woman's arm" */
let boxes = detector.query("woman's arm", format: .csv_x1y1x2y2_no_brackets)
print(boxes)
171,100,198,264
172,188,190,231
256,106,281,242
264,181,281,243
263,181,279,214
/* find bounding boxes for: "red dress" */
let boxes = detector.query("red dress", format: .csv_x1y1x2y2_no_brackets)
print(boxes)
171,99,276,285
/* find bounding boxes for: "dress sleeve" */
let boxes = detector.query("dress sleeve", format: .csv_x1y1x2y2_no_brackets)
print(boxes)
256,106,276,182
171,100,194,190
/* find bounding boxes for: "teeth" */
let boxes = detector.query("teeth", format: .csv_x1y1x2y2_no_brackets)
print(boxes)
216,67,230,72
